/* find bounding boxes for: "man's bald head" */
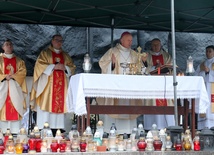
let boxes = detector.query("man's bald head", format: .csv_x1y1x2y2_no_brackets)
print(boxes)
120,32,133,49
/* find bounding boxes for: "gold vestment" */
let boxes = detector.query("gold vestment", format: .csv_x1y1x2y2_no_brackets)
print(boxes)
30,46,76,113
0,53,27,120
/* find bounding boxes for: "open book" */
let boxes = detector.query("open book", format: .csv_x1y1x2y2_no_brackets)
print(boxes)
150,64,174,75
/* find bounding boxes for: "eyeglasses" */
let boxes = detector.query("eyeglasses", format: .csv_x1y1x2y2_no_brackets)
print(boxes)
53,39,64,43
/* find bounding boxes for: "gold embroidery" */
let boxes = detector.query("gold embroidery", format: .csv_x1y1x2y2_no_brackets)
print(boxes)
53,71,64,113
55,57,61,63
6,64,14,74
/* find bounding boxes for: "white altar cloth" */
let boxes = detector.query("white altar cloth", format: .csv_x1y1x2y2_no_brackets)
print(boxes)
66,73,209,116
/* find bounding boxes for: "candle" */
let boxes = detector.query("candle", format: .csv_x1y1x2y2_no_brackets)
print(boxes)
188,63,193,73
84,61,90,70
35,139,42,152
71,139,79,152
28,133,36,154
186,56,194,73
158,67,161,75
193,136,200,151
59,139,66,152
87,140,94,152
50,140,58,152
22,143,29,153
83,54,91,72
79,138,87,152
108,137,116,152
65,140,71,152
41,140,48,153
15,142,23,154
117,137,124,151
0,145,4,154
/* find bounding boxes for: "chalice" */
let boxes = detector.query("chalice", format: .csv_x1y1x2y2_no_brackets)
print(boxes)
120,62,130,75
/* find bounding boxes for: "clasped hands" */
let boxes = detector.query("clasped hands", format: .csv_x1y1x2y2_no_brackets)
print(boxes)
54,63,66,71
6,74,13,80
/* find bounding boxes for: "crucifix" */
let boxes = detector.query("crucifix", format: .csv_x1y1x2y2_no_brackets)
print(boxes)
136,46,147,74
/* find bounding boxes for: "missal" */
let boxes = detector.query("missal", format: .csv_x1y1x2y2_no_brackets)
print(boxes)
150,64,174,75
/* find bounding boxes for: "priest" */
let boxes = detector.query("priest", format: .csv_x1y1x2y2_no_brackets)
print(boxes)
0,39,27,133
30,34,76,131
195,45,214,130
144,38,175,130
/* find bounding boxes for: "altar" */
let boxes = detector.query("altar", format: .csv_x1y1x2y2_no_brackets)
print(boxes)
66,73,209,136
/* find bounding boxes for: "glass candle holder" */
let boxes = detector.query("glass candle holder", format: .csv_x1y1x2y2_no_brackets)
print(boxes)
93,141,97,152
15,141,23,154
193,138,200,151
71,138,79,152
102,138,108,150
145,138,154,151
108,136,116,152
79,138,87,152
184,139,191,151
175,138,183,151
65,140,71,152
117,137,124,151
137,137,147,151
50,139,59,152
3,129,11,148
126,139,132,151
0,145,4,154
59,139,66,152
22,142,29,153
0,138,4,154
165,136,172,151
41,139,48,153
87,140,94,152
17,128,28,145
35,138,42,152
131,138,138,151
28,132,36,154
44,136,53,152
6,140,15,154
153,138,163,151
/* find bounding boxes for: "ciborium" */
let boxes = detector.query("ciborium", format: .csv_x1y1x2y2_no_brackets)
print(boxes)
128,63,137,75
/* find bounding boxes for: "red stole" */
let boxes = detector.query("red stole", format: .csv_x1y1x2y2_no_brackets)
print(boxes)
152,55,167,106
3,57,19,120
155,99,167,106
152,55,164,66
51,51,65,113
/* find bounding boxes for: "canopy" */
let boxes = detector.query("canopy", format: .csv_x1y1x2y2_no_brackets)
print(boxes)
0,0,214,33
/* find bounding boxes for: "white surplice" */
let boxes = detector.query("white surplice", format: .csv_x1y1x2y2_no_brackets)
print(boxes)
195,57,214,130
